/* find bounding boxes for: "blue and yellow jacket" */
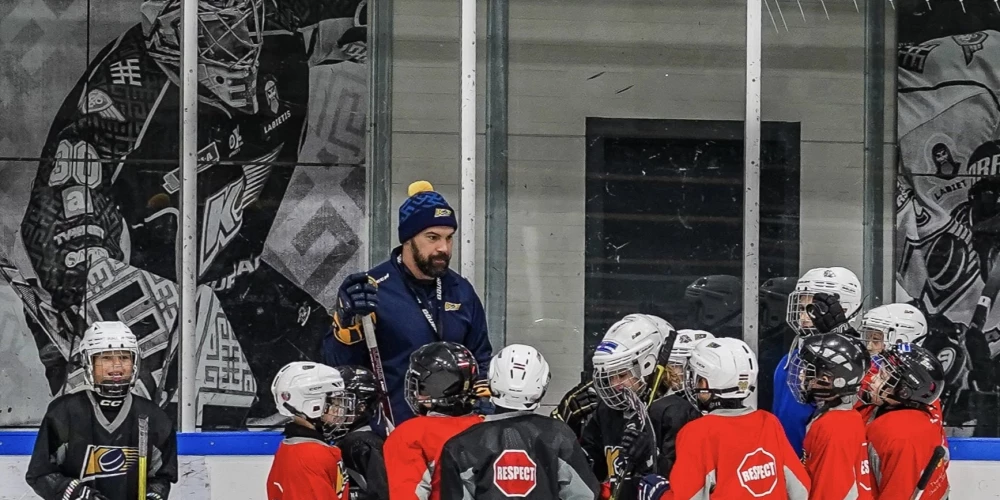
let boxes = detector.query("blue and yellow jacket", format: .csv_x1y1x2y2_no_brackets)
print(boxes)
323,247,492,424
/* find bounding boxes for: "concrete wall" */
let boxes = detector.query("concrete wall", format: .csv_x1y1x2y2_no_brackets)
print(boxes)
390,0,896,406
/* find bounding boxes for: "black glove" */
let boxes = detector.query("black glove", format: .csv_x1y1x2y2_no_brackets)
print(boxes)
551,380,598,437
806,292,848,333
619,419,656,475
66,482,110,500
335,272,378,327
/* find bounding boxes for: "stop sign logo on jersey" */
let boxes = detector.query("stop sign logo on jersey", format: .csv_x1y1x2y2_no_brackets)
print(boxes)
493,450,537,497
737,448,778,497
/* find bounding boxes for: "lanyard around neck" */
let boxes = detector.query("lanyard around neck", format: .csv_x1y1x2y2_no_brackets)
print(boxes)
397,255,443,337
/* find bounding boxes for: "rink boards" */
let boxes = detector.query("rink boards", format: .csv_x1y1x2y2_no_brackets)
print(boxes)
0,433,998,499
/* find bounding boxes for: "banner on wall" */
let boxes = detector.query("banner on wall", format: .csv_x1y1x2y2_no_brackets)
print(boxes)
0,0,367,428
895,2,1000,437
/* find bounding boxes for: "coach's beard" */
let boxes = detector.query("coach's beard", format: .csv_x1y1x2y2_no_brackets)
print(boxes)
411,242,450,278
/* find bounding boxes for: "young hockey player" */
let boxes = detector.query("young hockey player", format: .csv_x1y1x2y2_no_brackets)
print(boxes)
856,303,941,426
25,321,177,500
638,337,810,500
865,344,949,500
267,361,351,500
774,267,862,455
334,365,389,500
646,329,712,477
582,313,677,500
384,341,484,500
788,333,872,499
437,344,600,499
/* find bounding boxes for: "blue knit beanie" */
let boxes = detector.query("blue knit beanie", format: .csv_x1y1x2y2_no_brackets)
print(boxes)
398,181,458,242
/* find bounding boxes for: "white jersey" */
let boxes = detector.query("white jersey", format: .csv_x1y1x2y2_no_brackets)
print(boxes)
897,30,1000,349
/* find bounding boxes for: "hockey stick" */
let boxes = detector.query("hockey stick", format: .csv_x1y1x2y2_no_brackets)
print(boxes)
910,445,947,500
610,389,655,500
138,414,149,500
361,314,394,433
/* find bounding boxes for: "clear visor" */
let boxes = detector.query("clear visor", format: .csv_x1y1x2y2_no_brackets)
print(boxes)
593,362,645,410
786,291,817,336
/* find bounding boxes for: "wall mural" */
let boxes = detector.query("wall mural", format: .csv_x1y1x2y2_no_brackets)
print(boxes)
0,0,367,428
896,2,1000,437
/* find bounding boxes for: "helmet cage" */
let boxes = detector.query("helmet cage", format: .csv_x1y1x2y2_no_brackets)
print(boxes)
786,290,819,337
593,357,646,411
82,347,140,398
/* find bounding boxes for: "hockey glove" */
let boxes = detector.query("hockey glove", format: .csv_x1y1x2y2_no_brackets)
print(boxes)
638,474,670,500
65,481,110,500
332,272,378,344
806,292,848,333
620,419,656,474
552,380,599,436
473,378,492,398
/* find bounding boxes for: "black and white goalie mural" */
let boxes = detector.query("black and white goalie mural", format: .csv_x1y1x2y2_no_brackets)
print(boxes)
0,0,367,428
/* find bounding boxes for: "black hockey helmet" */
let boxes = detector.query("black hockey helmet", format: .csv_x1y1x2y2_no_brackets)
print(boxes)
405,341,478,416
866,343,944,409
336,365,381,428
788,332,869,404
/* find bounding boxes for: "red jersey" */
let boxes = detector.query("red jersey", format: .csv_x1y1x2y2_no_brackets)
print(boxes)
658,408,810,499
266,436,349,500
384,413,483,500
803,407,873,500
867,408,949,500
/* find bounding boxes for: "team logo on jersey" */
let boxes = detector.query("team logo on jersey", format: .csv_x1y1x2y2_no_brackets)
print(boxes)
336,460,347,496
264,79,280,114
925,135,962,180
79,445,139,480
604,446,626,480
444,302,461,311
78,89,126,122
953,32,988,65
737,448,778,497
493,450,537,497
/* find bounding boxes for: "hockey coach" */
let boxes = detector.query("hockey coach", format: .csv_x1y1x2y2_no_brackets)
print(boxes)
324,180,492,425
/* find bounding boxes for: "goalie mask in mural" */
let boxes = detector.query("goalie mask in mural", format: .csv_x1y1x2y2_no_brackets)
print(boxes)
140,0,265,113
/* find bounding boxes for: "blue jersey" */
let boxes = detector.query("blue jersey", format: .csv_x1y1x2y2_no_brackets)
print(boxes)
323,247,492,425
772,350,815,457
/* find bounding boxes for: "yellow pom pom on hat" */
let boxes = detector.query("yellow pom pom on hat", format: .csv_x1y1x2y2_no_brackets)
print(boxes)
398,180,457,242
408,180,435,197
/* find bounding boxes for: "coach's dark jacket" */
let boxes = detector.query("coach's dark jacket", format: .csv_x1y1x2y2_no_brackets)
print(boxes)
323,246,492,424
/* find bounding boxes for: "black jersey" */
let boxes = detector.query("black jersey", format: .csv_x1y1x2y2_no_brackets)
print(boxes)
25,391,177,500
338,426,388,500
437,411,599,500
647,392,702,477
580,401,658,500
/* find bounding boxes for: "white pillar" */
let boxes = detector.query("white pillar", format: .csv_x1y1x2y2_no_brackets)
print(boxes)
179,0,199,433
460,0,477,283
743,0,762,409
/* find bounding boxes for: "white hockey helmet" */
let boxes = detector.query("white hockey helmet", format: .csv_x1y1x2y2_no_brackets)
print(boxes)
861,303,928,354
684,337,758,406
786,267,862,337
592,314,671,410
488,344,551,411
80,321,140,398
272,362,353,440
670,330,716,366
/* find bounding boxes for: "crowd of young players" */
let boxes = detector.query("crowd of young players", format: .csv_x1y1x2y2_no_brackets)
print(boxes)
26,264,949,500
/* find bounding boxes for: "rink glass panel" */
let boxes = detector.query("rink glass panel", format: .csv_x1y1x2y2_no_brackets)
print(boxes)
895,3,1000,437
0,0,370,430
501,0,748,407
